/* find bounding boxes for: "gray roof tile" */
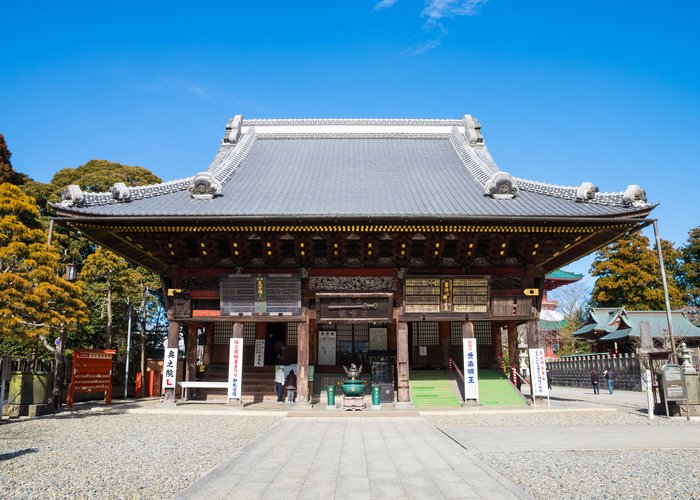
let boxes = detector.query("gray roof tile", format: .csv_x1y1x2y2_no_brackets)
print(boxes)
56,119,655,220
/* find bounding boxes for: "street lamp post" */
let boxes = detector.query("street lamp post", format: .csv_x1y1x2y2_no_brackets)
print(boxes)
652,220,676,362
124,304,133,400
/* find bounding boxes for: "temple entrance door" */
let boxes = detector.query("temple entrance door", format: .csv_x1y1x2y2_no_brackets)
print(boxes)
265,323,286,365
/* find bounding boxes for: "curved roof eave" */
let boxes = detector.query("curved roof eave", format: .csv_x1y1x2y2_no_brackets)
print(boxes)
52,115,658,222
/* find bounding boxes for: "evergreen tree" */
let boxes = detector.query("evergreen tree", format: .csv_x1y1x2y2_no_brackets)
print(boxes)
78,247,139,350
680,227,700,311
590,231,684,310
0,132,24,185
0,183,89,404
49,159,162,201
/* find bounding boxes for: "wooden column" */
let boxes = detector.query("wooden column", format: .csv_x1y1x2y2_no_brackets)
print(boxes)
204,323,214,366
396,321,411,404
232,322,244,339
163,319,179,402
296,313,310,404
462,320,474,339
439,321,451,369
491,322,503,369
186,323,198,382
527,318,539,349
507,322,518,369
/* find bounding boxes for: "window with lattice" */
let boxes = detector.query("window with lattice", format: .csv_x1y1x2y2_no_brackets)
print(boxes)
353,323,369,341
475,321,491,345
243,324,255,346
214,323,255,345
214,323,233,345
337,324,353,341
412,322,439,345
286,323,300,346
450,321,492,345
450,322,461,345
325,322,372,365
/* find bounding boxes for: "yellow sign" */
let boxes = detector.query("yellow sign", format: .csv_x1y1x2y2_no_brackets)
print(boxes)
523,288,539,296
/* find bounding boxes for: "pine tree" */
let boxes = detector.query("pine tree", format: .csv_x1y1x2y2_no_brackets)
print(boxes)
78,247,136,349
0,133,20,184
590,231,684,310
681,227,700,312
0,183,89,405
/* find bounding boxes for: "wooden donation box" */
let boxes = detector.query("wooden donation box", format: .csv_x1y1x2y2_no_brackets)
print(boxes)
67,349,117,408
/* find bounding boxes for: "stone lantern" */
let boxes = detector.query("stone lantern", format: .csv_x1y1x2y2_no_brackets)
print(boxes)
518,336,529,378
678,342,696,375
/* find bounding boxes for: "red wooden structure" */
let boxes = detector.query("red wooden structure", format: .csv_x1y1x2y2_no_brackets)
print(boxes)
67,349,116,408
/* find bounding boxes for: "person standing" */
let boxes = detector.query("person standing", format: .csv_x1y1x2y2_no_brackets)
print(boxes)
546,368,552,390
591,369,600,394
606,368,616,394
285,369,297,403
274,364,285,403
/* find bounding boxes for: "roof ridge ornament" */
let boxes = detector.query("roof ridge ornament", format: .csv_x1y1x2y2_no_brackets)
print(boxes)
109,182,131,201
576,182,599,201
462,115,484,146
224,115,243,144
189,172,222,200
622,184,647,207
484,172,518,199
60,185,84,206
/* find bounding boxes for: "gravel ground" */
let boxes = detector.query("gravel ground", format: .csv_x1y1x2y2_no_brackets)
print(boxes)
0,410,281,499
427,408,700,427
477,449,700,500
427,408,700,500
2,404,698,500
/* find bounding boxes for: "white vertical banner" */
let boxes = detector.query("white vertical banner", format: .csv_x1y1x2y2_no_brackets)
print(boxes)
463,338,479,402
529,348,549,397
162,348,178,390
646,369,654,420
228,338,244,401
254,339,265,367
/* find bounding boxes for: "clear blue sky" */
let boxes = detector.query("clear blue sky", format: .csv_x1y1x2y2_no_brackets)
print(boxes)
2,1,699,278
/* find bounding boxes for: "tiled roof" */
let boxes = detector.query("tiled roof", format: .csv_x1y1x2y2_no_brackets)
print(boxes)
574,308,700,340
54,116,656,219
546,270,584,281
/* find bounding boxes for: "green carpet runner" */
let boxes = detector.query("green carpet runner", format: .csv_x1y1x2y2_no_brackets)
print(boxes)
409,370,462,408
409,369,527,408
477,369,528,407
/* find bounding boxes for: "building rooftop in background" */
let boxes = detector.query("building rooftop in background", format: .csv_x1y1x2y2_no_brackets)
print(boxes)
573,308,700,344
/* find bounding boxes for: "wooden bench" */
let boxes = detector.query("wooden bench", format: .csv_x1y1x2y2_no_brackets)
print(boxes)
177,381,229,401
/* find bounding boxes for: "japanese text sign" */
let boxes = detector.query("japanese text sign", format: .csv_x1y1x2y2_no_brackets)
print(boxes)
528,348,549,396
463,338,479,402
228,338,244,401
162,348,178,390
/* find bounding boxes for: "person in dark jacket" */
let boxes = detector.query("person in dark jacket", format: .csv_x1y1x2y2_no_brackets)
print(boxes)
285,369,297,403
605,369,616,394
591,369,600,394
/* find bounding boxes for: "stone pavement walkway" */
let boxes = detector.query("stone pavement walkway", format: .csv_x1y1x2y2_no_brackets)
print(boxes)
174,417,531,500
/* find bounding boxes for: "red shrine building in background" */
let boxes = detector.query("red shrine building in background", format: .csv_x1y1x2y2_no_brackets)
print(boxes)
54,115,655,405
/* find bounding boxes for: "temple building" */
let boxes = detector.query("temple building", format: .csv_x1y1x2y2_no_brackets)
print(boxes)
573,308,700,353
53,115,656,405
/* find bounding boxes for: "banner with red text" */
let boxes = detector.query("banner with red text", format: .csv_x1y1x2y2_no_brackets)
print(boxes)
228,338,244,401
